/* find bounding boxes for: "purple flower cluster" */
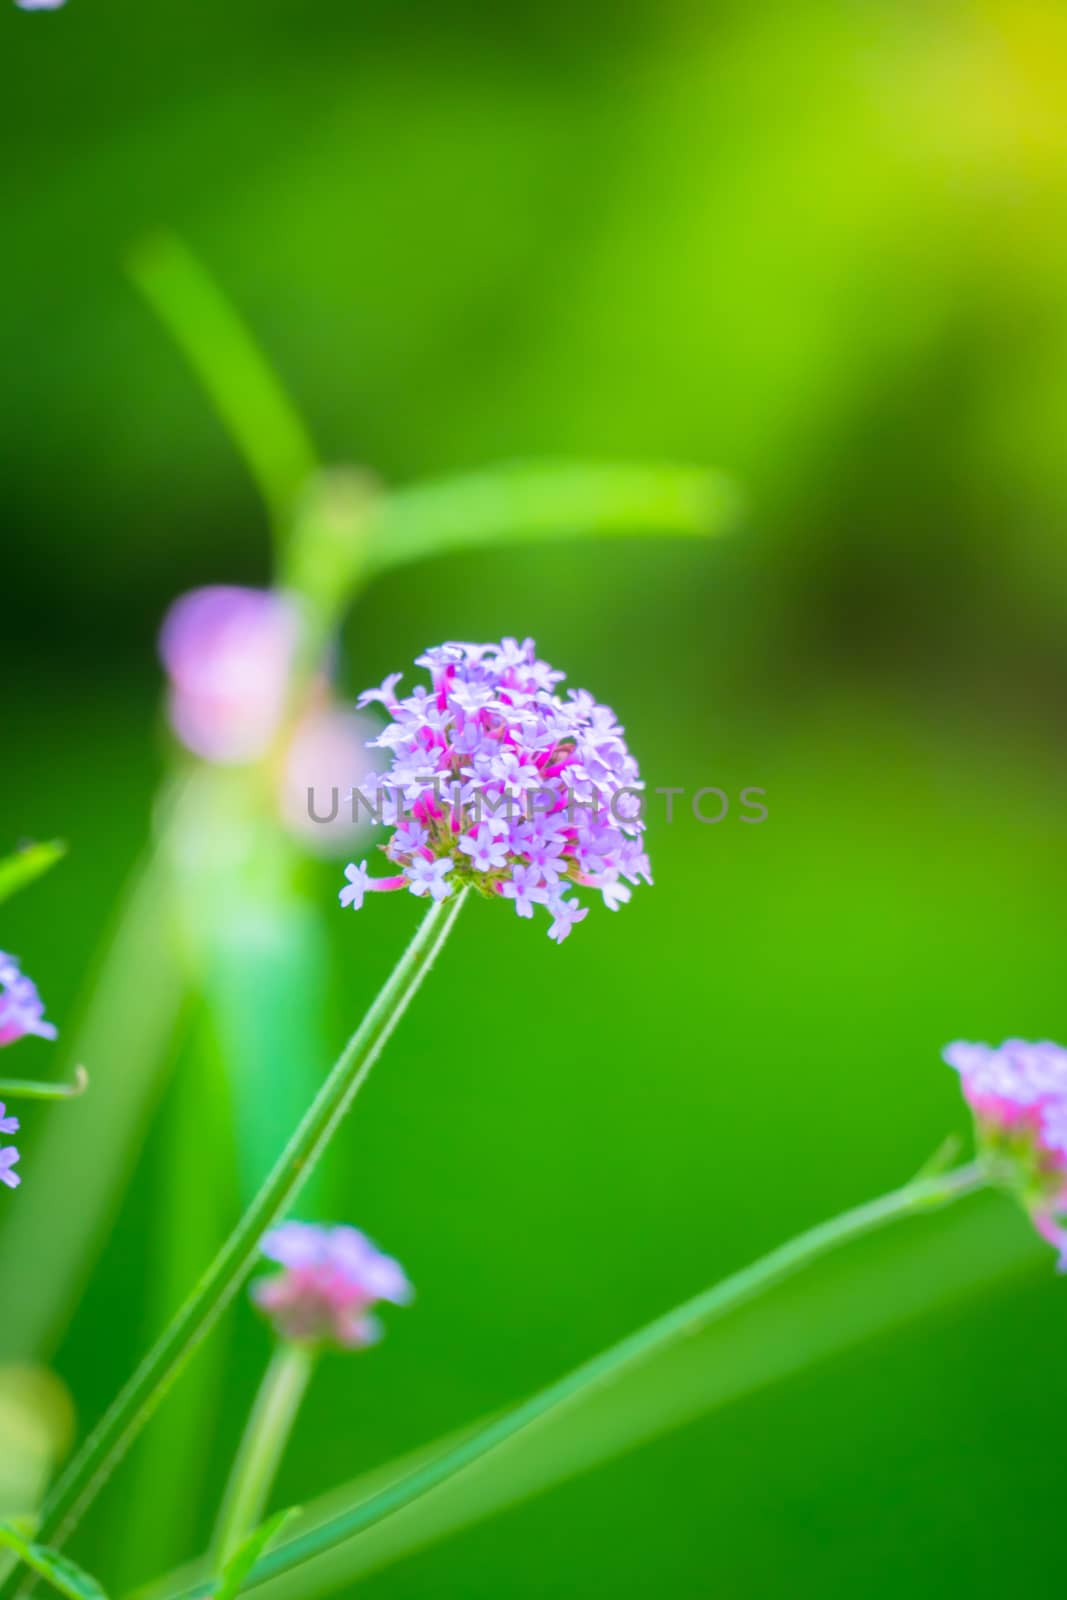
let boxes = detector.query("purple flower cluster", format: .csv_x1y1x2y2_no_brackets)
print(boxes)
945,1039,1067,1266
339,639,651,941
0,952,57,1195
252,1222,413,1349
0,952,57,1049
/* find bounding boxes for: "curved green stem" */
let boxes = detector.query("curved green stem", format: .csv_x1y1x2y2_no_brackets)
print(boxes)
0,1067,88,1103
0,889,467,1596
211,1342,315,1574
160,1160,990,1599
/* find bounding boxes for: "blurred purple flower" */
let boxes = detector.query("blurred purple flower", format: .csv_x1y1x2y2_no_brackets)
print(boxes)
945,1039,1067,1267
339,638,650,939
15,1,68,10
0,952,57,1048
253,1221,413,1349
0,1105,19,1137
158,586,299,765
0,1149,19,1191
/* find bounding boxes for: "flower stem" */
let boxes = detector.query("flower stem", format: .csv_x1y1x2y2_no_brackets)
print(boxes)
0,889,467,1596
162,1160,992,1598
211,1342,315,1574
0,1067,88,1102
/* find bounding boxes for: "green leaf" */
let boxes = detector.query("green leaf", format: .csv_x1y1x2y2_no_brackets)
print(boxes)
361,459,740,578
0,842,66,907
214,1510,299,1600
0,1521,108,1600
279,460,740,657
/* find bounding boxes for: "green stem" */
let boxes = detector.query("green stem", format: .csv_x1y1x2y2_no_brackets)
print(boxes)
0,1068,88,1103
162,1160,990,1598
211,1342,315,1574
0,889,467,1597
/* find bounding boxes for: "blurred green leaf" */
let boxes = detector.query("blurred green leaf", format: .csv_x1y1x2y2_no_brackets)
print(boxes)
126,233,318,541
0,1522,107,1600
164,770,333,1205
214,1511,298,1600
361,460,740,578
0,842,66,908
0,849,188,1363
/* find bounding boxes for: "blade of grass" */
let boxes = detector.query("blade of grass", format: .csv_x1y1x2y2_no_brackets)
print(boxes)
0,844,66,908
0,1526,106,1600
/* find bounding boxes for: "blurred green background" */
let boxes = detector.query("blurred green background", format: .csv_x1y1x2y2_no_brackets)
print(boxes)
3,0,1067,1595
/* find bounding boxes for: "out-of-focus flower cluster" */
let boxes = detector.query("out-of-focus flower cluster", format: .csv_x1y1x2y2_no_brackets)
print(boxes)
158,585,372,852
159,587,299,767
339,638,651,942
0,952,56,1050
0,952,58,1194
945,1038,1067,1267
252,1221,413,1349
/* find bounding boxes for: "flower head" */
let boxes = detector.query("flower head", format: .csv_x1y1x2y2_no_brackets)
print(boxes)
0,1149,20,1191
945,1039,1067,1267
0,952,57,1048
252,1221,413,1349
159,586,299,765
339,639,650,939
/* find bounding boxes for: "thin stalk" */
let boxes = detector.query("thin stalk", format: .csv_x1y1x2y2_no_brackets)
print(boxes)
161,1161,990,1598
0,1068,88,1102
1,889,467,1597
211,1342,315,1573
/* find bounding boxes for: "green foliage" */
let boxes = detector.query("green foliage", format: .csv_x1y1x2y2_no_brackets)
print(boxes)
149,1173,1026,1600
0,843,65,908
0,856,187,1363
213,1510,298,1600
0,1522,107,1600
361,459,739,577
